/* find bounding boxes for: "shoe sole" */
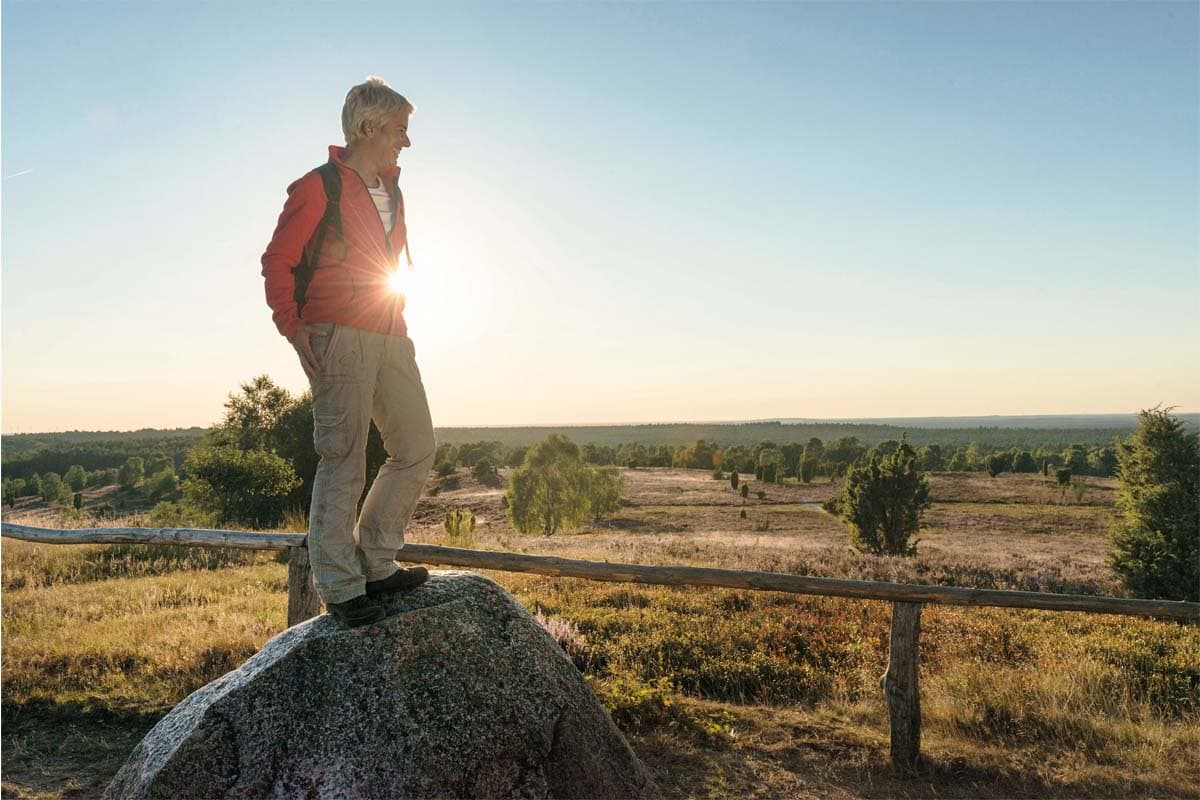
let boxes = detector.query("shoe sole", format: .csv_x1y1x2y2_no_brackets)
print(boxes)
366,567,429,596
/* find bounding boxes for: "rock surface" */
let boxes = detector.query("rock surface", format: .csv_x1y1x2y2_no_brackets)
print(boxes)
105,571,661,799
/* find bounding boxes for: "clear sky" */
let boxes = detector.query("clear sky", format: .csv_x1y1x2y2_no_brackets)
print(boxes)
2,1,1197,434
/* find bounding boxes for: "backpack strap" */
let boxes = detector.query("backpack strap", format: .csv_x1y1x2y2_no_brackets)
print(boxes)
293,162,344,316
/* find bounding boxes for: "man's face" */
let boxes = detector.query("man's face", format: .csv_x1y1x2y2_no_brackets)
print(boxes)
363,109,411,170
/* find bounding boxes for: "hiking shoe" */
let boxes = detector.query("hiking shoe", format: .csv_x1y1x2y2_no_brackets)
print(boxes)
366,565,429,596
326,593,385,628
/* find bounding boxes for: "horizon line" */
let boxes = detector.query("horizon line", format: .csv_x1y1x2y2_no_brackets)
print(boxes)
4,410,1196,437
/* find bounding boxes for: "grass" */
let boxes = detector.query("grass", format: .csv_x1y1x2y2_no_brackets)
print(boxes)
2,469,1198,798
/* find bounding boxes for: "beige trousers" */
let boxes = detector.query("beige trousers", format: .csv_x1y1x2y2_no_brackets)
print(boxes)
307,323,435,605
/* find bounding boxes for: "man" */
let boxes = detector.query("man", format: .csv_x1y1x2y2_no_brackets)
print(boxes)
261,76,434,627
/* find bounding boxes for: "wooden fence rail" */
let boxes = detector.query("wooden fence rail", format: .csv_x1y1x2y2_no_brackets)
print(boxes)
4,521,1198,771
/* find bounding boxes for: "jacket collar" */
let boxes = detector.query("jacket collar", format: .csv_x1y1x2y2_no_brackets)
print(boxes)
328,145,401,182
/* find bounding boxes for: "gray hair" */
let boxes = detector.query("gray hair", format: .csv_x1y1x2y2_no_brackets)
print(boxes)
341,76,415,145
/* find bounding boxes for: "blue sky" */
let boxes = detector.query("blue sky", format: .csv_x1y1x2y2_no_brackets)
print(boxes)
3,1,1197,432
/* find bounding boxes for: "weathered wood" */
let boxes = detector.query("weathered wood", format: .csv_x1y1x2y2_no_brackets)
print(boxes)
3,523,1198,621
391,544,1200,622
1,523,304,550
881,602,922,771
287,545,322,626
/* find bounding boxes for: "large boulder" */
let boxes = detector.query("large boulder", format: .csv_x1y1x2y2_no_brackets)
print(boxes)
105,571,661,799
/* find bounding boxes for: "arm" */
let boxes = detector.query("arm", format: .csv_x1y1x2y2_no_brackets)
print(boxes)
260,172,325,341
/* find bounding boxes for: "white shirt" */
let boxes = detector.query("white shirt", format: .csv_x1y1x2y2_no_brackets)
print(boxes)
367,179,393,234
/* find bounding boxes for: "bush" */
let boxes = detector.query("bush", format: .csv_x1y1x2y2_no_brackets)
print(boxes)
39,472,64,503
506,435,625,535
755,490,766,500
443,508,477,546
1110,408,1199,601
753,519,770,532
739,509,747,519
471,458,500,486
740,483,749,500
1055,467,1072,486
729,471,739,490
118,457,144,489
435,461,456,478
182,446,300,529
986,453,1009,478
711,467,724,480
828,439,930,556
63,464,87,492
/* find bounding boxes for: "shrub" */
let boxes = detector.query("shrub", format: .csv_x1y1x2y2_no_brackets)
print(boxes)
753,519,770,532
507,435,625,535
828,439,930,556
1110,408,1199,601
443,508,477,546
39,472,64,503
471,457,500,485
740,483,749,500
118,457,144,489
986,454,1009,478
63,464,87,492
1055,467,1072,486
730,471,739,490
435,461,456,478
755,490,766,500
799,457,817,484
711,467,724,480
739,509,747,519
182,446,300,528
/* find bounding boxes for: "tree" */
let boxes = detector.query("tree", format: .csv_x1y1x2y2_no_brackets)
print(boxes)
1110,408,1199,601
40,472,64,503
740,483,749,500
1088,446,1118,478
917,445,944,471
729,471,739,490
1012,451,1038,473
219,374,295,452
118,457,144,489
1062,444,1090,476
182,446,301,528
2,480,18,507
986,452,1012,478
471,457,500,486
828,440,931,556
799,457,818,484
1055,467,1072,486
506,435,624,535
64,464,87,492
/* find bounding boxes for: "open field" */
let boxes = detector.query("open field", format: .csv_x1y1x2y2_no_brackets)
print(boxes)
3,469,1198,798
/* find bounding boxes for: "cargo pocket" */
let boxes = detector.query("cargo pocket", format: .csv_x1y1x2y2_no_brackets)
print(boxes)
312,401,352,459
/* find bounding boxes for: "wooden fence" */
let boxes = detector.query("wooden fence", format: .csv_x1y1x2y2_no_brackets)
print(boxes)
4,521,1198,771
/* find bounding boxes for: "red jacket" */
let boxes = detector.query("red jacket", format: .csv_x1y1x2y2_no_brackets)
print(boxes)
261,146,408,340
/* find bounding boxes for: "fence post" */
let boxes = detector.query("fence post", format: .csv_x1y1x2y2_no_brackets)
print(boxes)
880,601,922,771
287,544,321,626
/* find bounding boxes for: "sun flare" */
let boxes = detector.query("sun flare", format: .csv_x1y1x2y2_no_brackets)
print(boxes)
388,269,407,294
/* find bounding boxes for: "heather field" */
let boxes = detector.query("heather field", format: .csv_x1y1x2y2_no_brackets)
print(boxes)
3,469,1198,799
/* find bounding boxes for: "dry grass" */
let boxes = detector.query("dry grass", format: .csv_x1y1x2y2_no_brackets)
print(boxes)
3,469,1197,799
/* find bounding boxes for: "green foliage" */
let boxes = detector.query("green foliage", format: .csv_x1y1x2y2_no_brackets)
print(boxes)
753,519,770,532
72,492,83,510
729,471,739,490
799,457,817,484
1062,444,1090,475
1110,408,1199,601
829,440,931,556
739,509,747,519
711,467,724,480
39,472,64,503
1088,445,1118,478
506,435,625,535
435,461,456,478
918,444,945,471
674,439,717,470
25,474,41,499
148,500,218,529
755,489,767,500
181,446,300,529
147,467,179,498
118,457,144,489
1012,450,1038,473
471,457,500,485
63,464,87,492
986,453,1011,478
443,508,477,546
740,483,749,499
1055,467,1072,486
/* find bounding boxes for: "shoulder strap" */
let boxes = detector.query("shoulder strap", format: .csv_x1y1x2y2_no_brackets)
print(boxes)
293,163,344,315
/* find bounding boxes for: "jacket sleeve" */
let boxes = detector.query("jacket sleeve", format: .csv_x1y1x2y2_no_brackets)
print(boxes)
261,172,325,340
